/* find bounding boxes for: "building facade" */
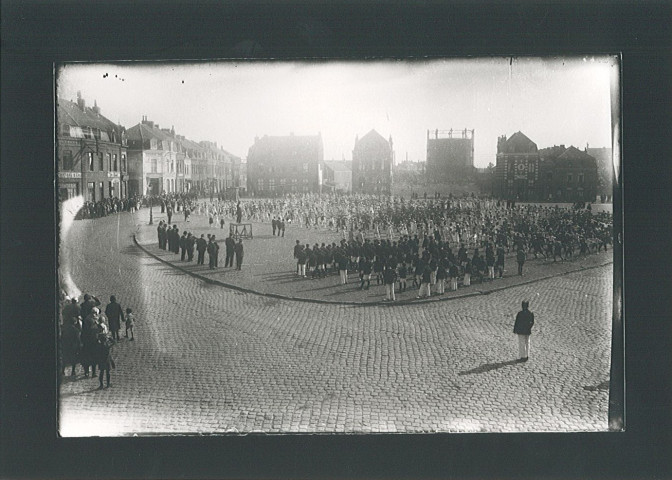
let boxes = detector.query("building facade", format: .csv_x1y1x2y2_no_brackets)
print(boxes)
351,129,394,195
126,117,179,196
323,161,352,193
539,146,598,202
495,131,541,201
57,93,128,201
426,128,474,181
246,133,324,196
495,131,598,202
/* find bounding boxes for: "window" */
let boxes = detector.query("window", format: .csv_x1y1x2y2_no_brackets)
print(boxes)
106,153,112,171
269,179,275,191
88,152,95,171
82,126,93,139
151,159,157,173
150,139,157,150
567,173,573,184
112,154,117,171
578,173,584,185
61,124,71,136
63,150,73,170
99,182,104,200
88,182,96,201
109,181,114,197
122,154,126,172
98,153,104,170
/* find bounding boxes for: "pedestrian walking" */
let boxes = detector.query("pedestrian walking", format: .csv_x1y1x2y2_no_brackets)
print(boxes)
513,300,535,362
104,295,124,341
124,307,135,341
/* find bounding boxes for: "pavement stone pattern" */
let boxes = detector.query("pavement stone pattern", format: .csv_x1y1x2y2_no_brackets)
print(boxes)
58,208,613,435
134,207,613,304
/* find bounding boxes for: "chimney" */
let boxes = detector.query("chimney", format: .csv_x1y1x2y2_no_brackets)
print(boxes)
92,100,100,115
76,91,85,110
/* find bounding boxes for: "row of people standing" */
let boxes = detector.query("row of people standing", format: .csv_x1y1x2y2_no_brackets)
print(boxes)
157,221,245,271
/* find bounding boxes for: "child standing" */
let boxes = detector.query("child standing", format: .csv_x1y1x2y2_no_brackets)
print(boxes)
125,307,135,341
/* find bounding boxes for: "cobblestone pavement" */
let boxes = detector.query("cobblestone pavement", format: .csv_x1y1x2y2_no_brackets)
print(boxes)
59,209,613,435
134,207,613,304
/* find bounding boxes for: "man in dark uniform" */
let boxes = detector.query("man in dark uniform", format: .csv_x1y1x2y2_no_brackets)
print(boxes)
207,236,219,269
180,231,188,261
272,216,277,236
234,239,244,270
293,240,303,275
157,221,163,248
196,234,207,265
225,234,236,267
279,217,285,237
186,233,195,262
513,300,535,362
166,203,173,224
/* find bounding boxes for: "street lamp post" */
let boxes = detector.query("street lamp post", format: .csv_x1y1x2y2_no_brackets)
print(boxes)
147,185,153,225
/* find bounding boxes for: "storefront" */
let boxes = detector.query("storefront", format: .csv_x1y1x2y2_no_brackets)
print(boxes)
58,172,82,201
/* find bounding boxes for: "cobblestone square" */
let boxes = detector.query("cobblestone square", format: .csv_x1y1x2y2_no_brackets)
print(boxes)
59,207,614,435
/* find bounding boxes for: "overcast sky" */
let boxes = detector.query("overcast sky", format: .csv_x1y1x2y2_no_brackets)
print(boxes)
57,57,616,167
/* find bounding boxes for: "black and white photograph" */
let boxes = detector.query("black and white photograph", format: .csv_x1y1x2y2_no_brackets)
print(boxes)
55,57,621,436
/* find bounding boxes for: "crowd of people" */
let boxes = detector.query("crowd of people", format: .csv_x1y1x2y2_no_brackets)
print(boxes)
58,293,135,389
155,220,246,270
282,194,612,301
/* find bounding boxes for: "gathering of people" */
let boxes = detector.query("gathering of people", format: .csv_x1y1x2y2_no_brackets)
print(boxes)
285,193,612,301
58,293,136,390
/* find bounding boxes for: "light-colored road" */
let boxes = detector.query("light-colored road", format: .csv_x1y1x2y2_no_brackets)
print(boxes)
59,210,612,435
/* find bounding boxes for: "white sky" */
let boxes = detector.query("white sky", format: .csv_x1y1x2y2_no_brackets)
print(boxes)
57,57,616,167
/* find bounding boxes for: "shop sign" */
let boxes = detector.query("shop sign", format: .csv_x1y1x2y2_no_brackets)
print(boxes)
58,172,82,179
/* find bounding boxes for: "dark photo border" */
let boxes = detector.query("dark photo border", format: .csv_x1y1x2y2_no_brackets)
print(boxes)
1,1,670,478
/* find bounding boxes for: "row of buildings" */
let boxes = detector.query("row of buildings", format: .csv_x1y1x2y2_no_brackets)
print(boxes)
57,94,609,203
57,93,243,202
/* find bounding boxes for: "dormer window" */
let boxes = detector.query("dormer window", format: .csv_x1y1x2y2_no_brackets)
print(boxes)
150,138,158,150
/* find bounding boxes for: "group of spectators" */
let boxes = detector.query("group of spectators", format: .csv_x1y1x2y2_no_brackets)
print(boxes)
156,220,245,270
58,293,135,389
77,195,143,219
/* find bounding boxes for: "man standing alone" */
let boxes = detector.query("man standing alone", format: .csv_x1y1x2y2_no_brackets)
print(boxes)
513,300,535,362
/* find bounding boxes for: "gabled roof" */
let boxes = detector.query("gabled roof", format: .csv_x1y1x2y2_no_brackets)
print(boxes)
126,122,172,142
325,161,352,172
57,99,120,133
557,146,596,166
355,129,390,149
500,131,538,153
587,147,612,167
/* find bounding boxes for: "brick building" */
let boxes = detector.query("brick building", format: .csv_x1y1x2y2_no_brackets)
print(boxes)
495,131,541,201
495,131,599,202
426,128,474,181
246,133,324,196
352,129,394,195
539,145,598,202
57,93,128,201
